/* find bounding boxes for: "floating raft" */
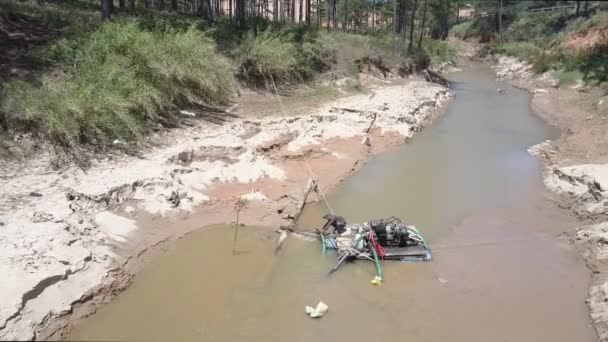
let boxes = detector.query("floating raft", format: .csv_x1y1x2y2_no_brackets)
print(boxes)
320,222,432,270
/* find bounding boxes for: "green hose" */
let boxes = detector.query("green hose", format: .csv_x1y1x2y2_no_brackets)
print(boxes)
371,244,383,281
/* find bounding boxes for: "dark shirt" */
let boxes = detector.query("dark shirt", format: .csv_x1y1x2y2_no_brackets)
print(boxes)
324,214,346,234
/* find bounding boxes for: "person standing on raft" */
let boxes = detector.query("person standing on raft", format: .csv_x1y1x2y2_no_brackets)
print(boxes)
321,214,347,235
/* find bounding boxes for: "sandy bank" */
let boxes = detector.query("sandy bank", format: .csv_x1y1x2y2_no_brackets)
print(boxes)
493,55,608,340
0,79,452,340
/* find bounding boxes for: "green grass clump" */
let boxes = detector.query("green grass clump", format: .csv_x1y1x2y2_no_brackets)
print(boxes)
451,17,495,42
505,13,566,47
553,69,584,85
577,44,608,85
452,21,473,39
489,41,542,62
421,38,458,64
235,28,312,87
1,20,235,147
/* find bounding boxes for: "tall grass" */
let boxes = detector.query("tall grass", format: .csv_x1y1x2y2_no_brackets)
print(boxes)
235,28,314,87
1,20,235,147
422,38,458,64
504,13,566,48
488,42,542,62
451,17,495,42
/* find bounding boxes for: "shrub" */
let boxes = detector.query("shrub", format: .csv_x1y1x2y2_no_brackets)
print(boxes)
422,38,458,64
505,13,566,47
452,21,473,39
406,48,431,71
553,69,584,85
1,20,235,147
531,52,561,73
489,41,542,62
578,43,608,85
235,28,307,87
451,17,495,42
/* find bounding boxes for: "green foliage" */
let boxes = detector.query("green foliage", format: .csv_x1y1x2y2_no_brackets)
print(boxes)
451,16,495,42
0,0,102,33
406,48,431,71
489,41,542,62
1,20,235,147
232,25,336,88
235,28,305,87
553,69,584,86
451,20,473,39
421,38,458,64
531,52,560,73
504,13,566,47
577,44,608,85
0,0,465,151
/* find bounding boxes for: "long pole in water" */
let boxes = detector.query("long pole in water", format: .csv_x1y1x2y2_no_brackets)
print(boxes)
232,199,244,254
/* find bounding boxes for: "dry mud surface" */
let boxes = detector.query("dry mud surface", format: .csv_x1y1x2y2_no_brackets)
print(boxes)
494,55,608,340
0,80,451,340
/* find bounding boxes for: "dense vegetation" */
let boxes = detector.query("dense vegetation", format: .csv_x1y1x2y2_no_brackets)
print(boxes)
2,0,606,152
0,0,461,150
452,0,607,86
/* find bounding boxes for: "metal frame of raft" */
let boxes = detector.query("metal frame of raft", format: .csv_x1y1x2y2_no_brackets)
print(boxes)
318,224,432,281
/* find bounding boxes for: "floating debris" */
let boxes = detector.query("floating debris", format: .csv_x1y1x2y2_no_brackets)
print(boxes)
305,302,329,318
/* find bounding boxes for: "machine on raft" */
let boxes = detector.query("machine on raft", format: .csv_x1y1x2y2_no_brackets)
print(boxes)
316,216,432,279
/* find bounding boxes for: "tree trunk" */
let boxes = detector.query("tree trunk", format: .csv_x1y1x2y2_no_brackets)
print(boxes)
398,0,407,33
371,0,375,29
129,0,135,9
159,0,164,9
418,0,427,49
118,0,125,9
392,0,397,33
316,0,321,28
326,0,331,29
306,0,311,24
392,0,397,53
584,0,589,15
101,0,113,19
171,0,177,10
343,0,348,31
407,0,418,52
332,0,337,29
441,0,449,40
237,0,245,28
299,0,303,22
497,0,503,42
143,0,149,8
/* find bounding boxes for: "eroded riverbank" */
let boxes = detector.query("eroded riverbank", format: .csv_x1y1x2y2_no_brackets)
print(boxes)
66,63,595,341
0,78,451,340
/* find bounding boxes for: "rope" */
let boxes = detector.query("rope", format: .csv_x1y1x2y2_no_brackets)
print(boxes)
266,71,335,215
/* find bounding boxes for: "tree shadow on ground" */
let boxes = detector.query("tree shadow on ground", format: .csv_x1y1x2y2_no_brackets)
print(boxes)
0,10,63,83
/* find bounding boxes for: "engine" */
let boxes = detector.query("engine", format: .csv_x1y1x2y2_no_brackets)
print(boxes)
368,217,419,247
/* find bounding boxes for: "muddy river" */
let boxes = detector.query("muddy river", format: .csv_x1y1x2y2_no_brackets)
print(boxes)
68,63,596,341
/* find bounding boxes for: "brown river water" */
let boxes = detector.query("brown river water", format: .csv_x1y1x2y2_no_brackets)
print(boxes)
68,63,596,341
